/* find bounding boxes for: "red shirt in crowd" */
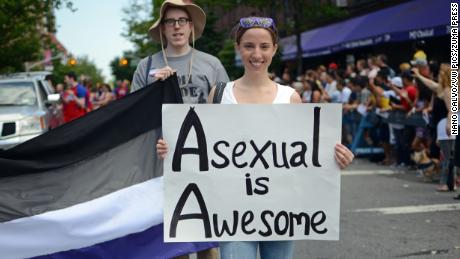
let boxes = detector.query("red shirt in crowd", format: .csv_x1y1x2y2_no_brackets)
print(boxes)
400,85,418,111
62,84,87,123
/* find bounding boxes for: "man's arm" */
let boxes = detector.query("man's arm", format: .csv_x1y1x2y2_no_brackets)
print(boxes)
75,96,86,109
412,68,439,92
131,59,147,93
75,87,87,109
131,56,176,93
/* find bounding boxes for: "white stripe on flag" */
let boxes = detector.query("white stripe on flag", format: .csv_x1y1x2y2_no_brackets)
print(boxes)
0,177,164,259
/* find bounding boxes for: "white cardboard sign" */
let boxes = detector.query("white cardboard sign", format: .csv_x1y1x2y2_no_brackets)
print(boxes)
163,104,341,242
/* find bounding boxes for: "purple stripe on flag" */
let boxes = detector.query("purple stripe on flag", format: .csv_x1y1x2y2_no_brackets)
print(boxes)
32,224,217,259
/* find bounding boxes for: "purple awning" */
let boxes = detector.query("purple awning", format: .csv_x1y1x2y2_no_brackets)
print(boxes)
281,0,451,60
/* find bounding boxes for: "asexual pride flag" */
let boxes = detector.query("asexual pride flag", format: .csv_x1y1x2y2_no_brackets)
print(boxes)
0,76,216,259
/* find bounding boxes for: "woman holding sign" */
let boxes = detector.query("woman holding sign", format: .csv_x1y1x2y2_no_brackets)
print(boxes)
157,16,354,259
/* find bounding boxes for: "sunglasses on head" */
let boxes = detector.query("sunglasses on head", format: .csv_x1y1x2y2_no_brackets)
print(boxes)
239,17,275,29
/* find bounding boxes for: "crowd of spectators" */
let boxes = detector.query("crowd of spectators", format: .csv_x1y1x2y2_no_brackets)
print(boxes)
274,52,458,193
52,72,130,124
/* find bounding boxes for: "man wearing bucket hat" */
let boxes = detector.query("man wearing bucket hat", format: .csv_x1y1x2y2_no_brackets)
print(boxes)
131,0,229,106
131,1,226,259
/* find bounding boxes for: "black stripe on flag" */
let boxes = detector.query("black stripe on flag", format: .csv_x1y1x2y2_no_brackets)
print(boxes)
0,76,181,221
0,130,160,222
0,76,182,177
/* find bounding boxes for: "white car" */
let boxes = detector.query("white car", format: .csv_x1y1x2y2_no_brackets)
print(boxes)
0,72,61,150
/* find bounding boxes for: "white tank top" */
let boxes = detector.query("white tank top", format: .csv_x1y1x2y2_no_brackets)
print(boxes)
220,81,295,104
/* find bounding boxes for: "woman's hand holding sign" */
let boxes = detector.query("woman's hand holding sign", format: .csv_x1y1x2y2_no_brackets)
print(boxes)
157,138,168,159
334,143,354,169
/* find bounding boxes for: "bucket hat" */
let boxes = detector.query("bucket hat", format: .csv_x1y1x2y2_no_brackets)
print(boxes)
148,0,206,43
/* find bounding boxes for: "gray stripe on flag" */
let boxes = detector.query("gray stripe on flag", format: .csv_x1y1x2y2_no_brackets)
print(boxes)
0,129,162,222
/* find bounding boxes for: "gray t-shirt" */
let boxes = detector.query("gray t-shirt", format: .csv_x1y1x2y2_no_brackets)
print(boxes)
131,49,229,104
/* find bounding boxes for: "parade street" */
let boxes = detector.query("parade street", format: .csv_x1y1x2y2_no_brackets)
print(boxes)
294,159,460,259
187,158,460,259
1,1,457,258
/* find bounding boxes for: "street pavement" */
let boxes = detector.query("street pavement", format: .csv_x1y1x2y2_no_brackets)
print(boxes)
294,158,460,259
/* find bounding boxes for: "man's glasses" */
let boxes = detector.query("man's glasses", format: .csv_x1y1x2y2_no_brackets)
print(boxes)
239,17,275,29
162,17,191,27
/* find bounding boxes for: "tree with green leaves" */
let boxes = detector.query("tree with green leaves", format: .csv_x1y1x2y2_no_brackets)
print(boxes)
53,56,104,86
194,11,225,58
0,0,74,74
217,39,242,80
110,51,137,81
121,0,159,59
